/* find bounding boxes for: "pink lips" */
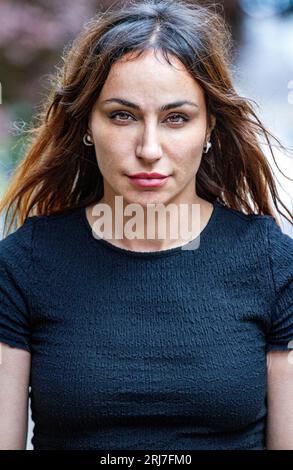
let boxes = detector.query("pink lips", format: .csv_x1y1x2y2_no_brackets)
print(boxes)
127,172,169,188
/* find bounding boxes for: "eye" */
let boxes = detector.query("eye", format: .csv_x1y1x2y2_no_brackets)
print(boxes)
165,113,189,124
108,111,189,124
108,111,134,121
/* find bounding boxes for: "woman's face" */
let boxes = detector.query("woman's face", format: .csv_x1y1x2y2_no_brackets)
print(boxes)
88,49,215,208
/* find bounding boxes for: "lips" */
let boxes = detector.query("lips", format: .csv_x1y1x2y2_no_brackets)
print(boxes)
128,172,168,179
127,174,169,188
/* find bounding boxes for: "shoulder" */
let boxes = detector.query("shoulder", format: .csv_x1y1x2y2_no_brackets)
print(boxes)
0,216,36,322
214,201,276,241
0,215,36,272
216,201,273,225
214,202,293,259
0,207,81,269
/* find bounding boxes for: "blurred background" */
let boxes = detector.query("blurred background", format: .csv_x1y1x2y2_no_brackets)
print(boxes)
0,0,292,449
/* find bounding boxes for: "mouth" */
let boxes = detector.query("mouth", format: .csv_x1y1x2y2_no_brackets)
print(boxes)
127,175,169,188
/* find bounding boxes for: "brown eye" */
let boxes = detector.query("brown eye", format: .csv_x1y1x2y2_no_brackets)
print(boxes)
109,111,134,121
108,111,189,125
166,113,189,123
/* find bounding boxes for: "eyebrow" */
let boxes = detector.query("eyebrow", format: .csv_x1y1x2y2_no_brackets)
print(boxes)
101,98,199,112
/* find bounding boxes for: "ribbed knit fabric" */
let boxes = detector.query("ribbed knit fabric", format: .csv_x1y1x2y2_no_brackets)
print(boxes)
0,200,293,450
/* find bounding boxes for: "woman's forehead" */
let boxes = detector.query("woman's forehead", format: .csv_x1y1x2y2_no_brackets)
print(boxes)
96,50,205,107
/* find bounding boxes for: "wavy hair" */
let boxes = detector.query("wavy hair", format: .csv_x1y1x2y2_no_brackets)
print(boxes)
1,0,292,237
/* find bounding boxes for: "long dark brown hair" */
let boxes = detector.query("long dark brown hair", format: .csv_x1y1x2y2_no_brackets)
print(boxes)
1,0,292,237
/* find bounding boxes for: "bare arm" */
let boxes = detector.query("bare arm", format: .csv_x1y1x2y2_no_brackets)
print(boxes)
266,350,293,450
0,342,31,450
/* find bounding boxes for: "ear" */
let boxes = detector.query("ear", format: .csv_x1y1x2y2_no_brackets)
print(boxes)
206,114,216,141
87,113,93,137
86,127,93,139
209,114,216,133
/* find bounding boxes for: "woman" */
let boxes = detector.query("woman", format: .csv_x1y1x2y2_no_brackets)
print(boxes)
0,0,293,451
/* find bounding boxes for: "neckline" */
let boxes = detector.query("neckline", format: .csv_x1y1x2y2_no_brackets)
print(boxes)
79,200,222,258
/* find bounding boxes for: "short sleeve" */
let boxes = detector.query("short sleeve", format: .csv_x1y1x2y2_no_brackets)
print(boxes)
266,217,293,352
0,217,35,353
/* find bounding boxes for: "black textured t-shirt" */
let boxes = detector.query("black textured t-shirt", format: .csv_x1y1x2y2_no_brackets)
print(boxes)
0,200,293,450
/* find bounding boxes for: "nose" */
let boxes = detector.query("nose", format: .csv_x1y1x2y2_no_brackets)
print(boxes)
135,122,163,162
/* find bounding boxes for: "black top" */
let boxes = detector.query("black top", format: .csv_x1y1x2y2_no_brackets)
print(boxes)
0,201,292,450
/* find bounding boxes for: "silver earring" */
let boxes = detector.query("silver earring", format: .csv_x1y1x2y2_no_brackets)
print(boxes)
203,140,212,154
83,134,94,146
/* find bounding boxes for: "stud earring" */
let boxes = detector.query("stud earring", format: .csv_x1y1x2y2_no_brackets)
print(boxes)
83,134,94,146
203,140,212,154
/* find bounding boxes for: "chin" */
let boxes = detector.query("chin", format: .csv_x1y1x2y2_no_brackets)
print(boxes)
134,194,172,209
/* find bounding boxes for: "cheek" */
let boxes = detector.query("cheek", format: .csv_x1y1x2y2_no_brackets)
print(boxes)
93,135,130,175
170,126,206,160
171,142,204,170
